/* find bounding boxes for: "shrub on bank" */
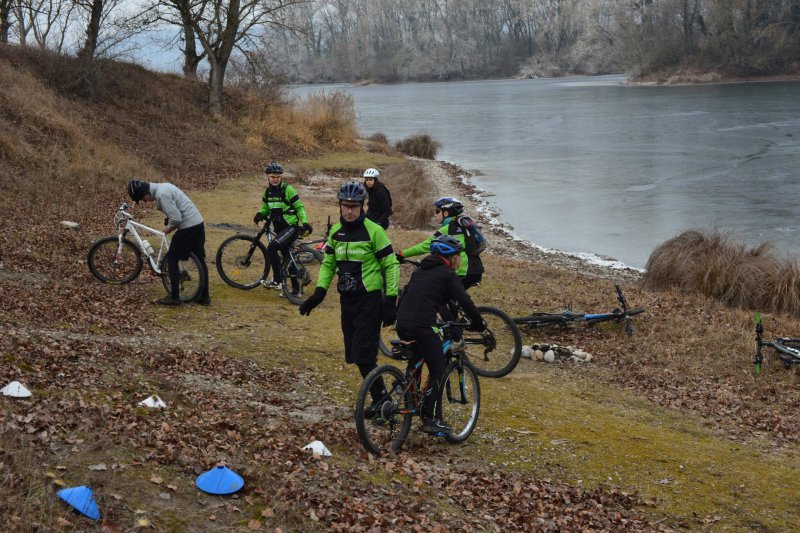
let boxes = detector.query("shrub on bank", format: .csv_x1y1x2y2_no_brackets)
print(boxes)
644,228,800,315
394,133,441,159
380,161,435,229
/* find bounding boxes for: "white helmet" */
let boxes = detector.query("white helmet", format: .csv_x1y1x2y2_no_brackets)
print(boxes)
363,168,380,179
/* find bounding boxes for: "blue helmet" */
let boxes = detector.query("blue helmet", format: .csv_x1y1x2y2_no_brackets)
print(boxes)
430,235,463,257
264,162,284,175
337,181,367,203
434,197,463,216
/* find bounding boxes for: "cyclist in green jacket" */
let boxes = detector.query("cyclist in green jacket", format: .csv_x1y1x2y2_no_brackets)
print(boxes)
396,197,484,289
298,181,400,411
253,162,313,294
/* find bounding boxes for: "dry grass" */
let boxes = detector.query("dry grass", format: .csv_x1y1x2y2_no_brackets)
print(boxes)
382,161,436,229
644,228,800,315
394,133,441,159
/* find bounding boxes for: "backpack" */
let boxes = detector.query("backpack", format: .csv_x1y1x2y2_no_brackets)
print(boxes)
457,216,487,255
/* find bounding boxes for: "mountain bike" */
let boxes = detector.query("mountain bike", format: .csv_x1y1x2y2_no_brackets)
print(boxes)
215,220,325,305
87,203,205,302
354,319,480,455
513,285,644,337
378,259,523,378
754,312,800,373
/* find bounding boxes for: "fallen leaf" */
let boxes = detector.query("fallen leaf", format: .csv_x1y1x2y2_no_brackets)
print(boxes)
56,517,72,527
89,463,108,471
247,519,261,530
150,475,163,485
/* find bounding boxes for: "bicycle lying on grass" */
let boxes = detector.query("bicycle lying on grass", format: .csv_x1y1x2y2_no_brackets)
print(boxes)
355,319,480,455
87,203,205,302
513,285,644,337
215,219,327,305
754,312,800,373
378,259,523,378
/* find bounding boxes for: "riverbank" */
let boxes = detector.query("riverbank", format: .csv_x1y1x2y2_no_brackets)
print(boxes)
414,158,644,282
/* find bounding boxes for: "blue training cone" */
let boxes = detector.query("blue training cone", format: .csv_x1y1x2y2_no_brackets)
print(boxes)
195,465,244,495
57,486,101,520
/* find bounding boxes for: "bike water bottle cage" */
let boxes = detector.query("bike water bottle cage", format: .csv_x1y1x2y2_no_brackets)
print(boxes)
430,235,463,256
433,197,463,216
337,181,367,202
264,162,283,174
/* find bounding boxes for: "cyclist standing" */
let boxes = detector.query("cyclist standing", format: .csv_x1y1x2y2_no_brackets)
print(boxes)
253,163,313,294
126,179,210,306
298,181,400,410
396,197,484,289
395,235,485,435
363,168,392,230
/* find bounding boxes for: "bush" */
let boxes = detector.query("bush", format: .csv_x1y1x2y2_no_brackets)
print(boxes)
379,161,435,229
394,133,441,159
644,228,800,315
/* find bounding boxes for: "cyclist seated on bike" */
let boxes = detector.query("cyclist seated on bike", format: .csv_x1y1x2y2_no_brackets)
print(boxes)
397,197,484,290
253,162,313,293
395,235,486,435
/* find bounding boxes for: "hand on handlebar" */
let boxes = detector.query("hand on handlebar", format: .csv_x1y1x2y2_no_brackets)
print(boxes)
466,318,487,332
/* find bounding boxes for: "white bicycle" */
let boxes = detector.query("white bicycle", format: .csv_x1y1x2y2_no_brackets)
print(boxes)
87,202,205,302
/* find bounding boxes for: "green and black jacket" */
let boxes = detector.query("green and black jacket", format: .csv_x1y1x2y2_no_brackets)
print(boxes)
400,216,484,278
257,182,308,229
318,217,399,296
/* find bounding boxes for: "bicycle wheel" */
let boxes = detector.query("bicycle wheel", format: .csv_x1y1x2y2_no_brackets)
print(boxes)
442,359,481,444
295,243,324,265
87,236,142,284
463,306,523,378
215,235,268,289
281,247,324,305
160,252,205,302
354,365,413,456
379,325,397,357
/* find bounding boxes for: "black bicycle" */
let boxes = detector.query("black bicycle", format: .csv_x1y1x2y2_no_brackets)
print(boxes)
215,220,326,305
378,260,523,379
754,312,800,373
355,319,480,455
513,285,644,337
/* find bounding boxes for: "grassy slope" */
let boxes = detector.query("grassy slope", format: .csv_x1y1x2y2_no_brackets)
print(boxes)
185,173,800,531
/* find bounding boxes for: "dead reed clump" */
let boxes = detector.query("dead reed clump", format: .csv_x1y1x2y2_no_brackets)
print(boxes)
394,133,441,159
381,161,436,229
644,228,800,315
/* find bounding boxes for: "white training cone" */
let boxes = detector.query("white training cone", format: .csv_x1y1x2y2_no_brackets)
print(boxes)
1,381,32,398
302,440,332,457
138,395,167,408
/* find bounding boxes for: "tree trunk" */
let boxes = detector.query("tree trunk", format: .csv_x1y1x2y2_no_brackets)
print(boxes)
208,59,227,118
0,0,10,44
78,0,104,60
182,20,201,78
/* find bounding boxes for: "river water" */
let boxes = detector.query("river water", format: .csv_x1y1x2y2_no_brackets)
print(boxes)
292,76,800,269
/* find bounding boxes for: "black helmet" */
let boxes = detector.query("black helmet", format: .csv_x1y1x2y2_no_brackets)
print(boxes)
264,162,284,175
337,181,367,203
430,235,463,257
127,179,150,204
434,197,463,216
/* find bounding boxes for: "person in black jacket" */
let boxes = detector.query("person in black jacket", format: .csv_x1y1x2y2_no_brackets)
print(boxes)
395,235,485,435
363,168,392,229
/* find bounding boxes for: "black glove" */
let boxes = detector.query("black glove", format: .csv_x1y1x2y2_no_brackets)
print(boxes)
302,222,313,235
382,295,397,327
466,318,487,332
395,252,405,263
253,212,265,224
164,217,170,226
299,287,326,316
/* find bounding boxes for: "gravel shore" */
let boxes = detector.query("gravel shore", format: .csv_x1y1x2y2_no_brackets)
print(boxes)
415,158,643,283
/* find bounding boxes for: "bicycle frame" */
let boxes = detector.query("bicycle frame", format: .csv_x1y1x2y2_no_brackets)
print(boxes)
115,203,168,274
754,312,800,373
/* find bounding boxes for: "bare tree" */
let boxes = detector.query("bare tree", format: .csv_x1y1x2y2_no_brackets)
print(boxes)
1,0,11,43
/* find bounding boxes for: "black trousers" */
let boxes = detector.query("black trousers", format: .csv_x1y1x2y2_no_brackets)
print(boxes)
167,223,209,300
341,291,385,402
396,325,446,420
266,225,298,284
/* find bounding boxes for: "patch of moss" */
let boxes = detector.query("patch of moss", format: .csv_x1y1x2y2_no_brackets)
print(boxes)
293,152,405,174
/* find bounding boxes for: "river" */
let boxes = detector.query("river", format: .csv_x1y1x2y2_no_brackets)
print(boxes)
291,75,800,269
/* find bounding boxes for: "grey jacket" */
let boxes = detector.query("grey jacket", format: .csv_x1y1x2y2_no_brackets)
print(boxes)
150,183,204,230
